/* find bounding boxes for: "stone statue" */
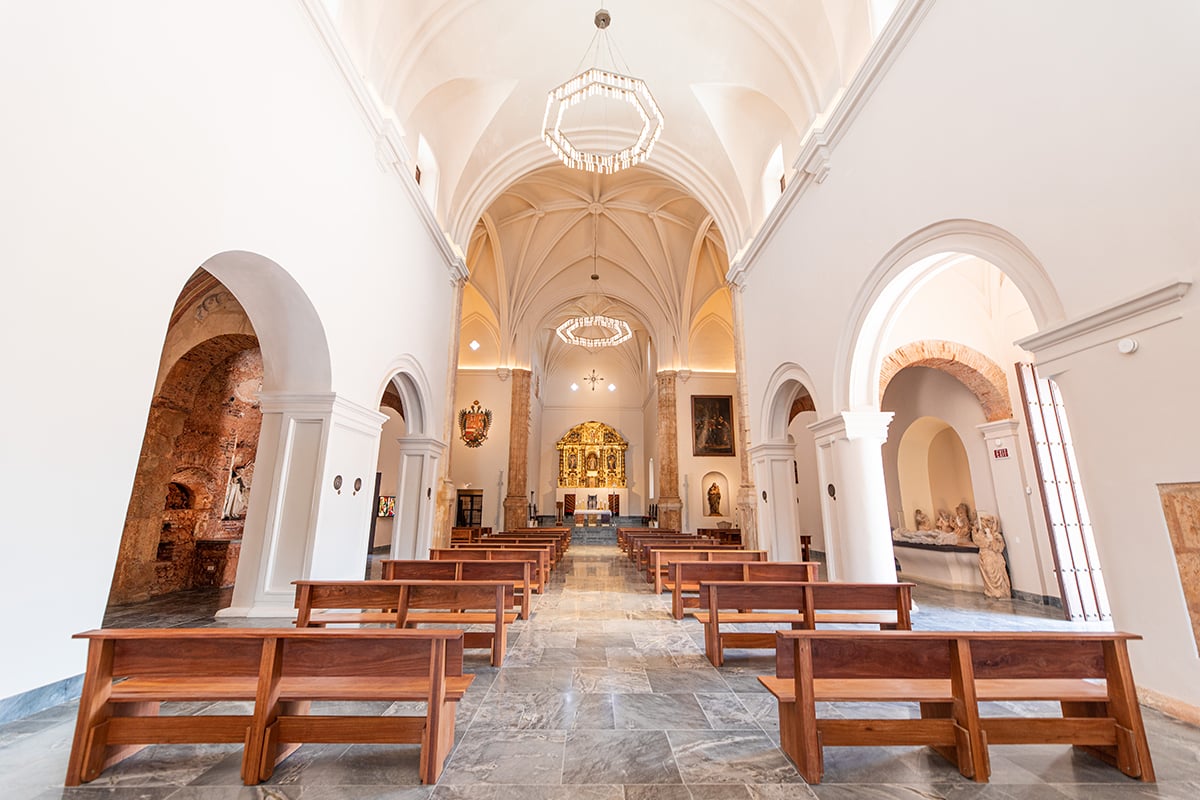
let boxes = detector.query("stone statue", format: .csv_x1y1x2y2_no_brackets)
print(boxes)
953,502,975,540
707,482,721,516
913,508,931,531
972,513,1011,599
934,509,955,533
222,462,252,520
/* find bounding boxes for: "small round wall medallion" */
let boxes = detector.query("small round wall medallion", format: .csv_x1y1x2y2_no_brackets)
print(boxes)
353,477,363,494
827,483,836,499
761,490,768,502
333,475,343,493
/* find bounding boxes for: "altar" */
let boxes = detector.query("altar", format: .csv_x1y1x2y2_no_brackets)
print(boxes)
572,509,613,527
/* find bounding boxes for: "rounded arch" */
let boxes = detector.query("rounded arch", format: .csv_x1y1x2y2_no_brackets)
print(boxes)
375,355,435,438
760,362,824,442
837,220,1065,412
880,340,1012,421
199,251,332,394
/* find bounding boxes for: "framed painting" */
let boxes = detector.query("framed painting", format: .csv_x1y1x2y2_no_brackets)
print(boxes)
692,395,735,456
377,495,396,517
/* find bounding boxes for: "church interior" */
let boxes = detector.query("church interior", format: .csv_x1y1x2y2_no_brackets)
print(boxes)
3,1,1200,797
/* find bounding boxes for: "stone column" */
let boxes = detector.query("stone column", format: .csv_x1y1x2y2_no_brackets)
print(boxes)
503,368,533,530
729,278,760,549
808,411,896,583
433,276,466,548
656,370,683,530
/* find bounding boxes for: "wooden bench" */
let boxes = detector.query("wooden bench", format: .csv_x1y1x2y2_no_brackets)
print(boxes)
616,528,680,554
293,580,517,667
381,559,533,619
696,581,914,665
697,527,742,545
433,547,550,592
759,630,1155,785
625,534,716,564
637,541,744,576
508,526,571,546
450,526,483,544
481,535,567,562
666,560,818,618
66,628,472,787
648,548,764,590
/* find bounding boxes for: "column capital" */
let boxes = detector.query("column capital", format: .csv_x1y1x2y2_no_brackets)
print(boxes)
747,442,798,461
258,392,388,434
977,419,1021,440
808,410,894,445
395,436,448,457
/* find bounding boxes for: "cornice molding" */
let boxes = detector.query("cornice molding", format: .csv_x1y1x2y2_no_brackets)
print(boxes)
298,0,468,283
977,419,1021,440
258,392,388,433
727,0,934,286
807,411,895,444
1016,280,1191,369
747,442,798,460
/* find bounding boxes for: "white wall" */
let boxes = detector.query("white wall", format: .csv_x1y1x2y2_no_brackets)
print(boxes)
741,1,1200,707
372,407,407,549
788,410,825,551
0,1,455,701
448,370,514,530
676,373,743,531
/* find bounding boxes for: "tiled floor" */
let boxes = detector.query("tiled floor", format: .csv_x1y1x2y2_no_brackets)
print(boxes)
6,544,1200,799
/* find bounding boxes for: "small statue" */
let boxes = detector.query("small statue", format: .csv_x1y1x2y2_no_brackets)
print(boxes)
934,509,955,533
707,483,722,516
953,502,975,540
972,513,1012,599
913,508,931,531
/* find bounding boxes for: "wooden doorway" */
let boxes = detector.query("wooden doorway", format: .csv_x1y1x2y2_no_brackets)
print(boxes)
1017,362,1111,622
456,489,483,527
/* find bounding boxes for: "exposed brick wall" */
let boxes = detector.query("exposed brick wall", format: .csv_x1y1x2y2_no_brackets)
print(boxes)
879,340,1012,421
380,387,405,416
787,391,816,424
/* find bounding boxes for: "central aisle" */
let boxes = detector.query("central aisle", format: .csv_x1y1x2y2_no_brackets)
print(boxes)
436,543,804,793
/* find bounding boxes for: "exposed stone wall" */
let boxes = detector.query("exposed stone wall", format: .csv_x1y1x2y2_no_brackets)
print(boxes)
656,371,682,531
879,340,1012,421
503,369,532,530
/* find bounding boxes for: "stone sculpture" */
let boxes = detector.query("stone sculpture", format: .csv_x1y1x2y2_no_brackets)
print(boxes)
913,508,931,531
707,482,721,516
972,512,1012,599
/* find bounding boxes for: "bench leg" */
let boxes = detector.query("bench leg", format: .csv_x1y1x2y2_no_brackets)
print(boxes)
1102,639,1156,781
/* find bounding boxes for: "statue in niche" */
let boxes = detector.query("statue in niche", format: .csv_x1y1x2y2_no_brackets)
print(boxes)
607,452,616,471
972,513,1012,599
934,509,955,533
585,452,599,471
953,502,975,541
913,508,932,531
707,483,722,516
222,462,253,520
568,452,578,470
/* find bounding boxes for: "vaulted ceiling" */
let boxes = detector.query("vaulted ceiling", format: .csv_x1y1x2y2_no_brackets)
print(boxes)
325,0,892,378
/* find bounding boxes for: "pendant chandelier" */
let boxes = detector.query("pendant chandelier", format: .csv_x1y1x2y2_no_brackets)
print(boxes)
556,213,632,349
542,8,664,175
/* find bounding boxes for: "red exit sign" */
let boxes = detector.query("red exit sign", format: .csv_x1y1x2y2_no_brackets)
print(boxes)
992,447,1010,460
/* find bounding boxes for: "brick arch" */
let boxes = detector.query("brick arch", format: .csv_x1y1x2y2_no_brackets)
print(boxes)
879,340,1012,421
787,391,817,424
380,387,405,417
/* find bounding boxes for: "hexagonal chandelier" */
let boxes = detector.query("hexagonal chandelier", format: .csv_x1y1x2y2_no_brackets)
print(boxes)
542,8,663,175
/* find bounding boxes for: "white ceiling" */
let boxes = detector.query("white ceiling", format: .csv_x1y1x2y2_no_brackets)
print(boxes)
326,1,890,378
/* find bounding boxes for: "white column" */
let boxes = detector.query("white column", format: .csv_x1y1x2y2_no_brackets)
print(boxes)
392,436,447,559
749,442,802,561
808,411,895,583
220,393,386,617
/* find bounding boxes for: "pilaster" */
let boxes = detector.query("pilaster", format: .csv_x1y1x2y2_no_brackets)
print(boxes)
503,368,533,530
656,370,682,530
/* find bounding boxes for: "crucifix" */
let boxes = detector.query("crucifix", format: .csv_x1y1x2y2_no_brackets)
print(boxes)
584,369,604,391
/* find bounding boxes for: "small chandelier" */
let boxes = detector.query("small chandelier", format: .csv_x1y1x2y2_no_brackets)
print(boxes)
556,213,632,349
542,8,664,175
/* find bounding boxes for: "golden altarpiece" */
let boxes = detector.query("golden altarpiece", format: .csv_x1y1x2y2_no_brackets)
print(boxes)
556,421,627,489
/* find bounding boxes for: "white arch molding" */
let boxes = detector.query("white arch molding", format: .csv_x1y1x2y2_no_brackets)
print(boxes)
759,361,825,443
836,219,1065,413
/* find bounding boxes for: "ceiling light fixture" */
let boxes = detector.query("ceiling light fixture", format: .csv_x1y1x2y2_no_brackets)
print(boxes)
556,209,632,349
468,339,481,351
584,369,605,391
608,383,616,392
570,383,579,392
542,8,663,175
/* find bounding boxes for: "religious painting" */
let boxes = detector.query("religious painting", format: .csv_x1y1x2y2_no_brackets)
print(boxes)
377,495,396,517
458,399,493,448
692,395,735,456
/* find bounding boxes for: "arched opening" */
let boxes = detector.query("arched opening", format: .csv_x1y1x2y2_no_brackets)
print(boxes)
894,416,976,533
107,272,263,609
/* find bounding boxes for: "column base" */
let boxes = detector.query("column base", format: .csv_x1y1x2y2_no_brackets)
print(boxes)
658,498,683,531
503,497,528,532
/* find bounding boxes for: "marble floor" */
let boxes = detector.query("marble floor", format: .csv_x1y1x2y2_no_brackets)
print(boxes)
6,544,1200,799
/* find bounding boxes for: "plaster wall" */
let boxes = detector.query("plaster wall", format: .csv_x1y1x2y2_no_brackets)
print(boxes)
0,0,455,700
448,371,514,531
676,373,743,531
787,410,825,551
372,407,407,550
740,1,1200,704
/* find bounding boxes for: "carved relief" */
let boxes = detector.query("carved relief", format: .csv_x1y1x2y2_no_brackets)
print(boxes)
556,421,627,488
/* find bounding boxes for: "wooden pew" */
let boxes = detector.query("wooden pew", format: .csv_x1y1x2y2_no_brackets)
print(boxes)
381,559,533,619
623,533,707,562
696,581,914,666
66,628,473,787
637,541,744,577
616,528,680,553
666,560,818,618
760,630,1155,785
646,546,761,588
434,546,550,591
509,526,571,546
293,580,516,667
482,534,568,562
697,527,742,545
450,526,483,544
452,539,559,568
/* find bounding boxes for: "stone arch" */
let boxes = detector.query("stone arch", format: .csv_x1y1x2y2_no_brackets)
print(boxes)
837,219,1065,412
879,340,1012,421
760,362,824,443
376,355,434,437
